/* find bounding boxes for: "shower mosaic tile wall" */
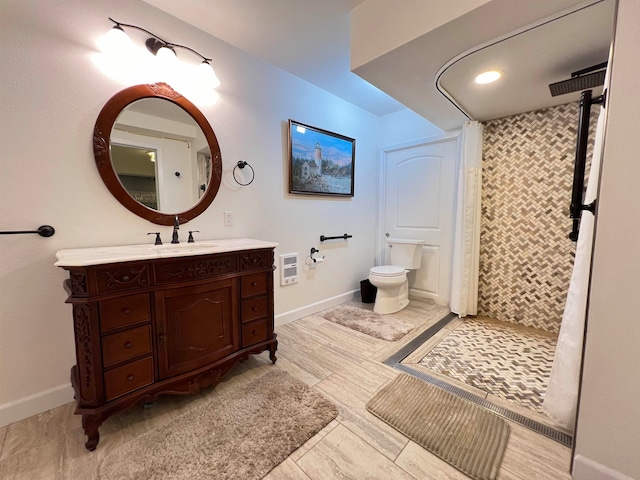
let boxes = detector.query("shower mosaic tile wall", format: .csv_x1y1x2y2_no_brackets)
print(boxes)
479,102,598,334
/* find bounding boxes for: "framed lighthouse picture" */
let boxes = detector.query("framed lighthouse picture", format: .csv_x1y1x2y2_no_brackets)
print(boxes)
288,120,355,196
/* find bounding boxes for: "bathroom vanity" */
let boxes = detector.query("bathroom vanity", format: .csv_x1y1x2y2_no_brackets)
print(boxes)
55,238,278,451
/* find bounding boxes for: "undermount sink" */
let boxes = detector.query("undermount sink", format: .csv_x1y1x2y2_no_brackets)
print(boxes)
148,241,218,254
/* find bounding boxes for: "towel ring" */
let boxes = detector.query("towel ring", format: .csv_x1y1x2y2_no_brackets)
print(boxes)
233,161,255,186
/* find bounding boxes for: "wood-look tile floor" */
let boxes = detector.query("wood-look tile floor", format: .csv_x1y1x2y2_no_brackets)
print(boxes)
0,298,572,479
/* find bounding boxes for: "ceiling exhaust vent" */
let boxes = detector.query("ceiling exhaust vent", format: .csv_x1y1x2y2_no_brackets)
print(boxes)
549,62,607,97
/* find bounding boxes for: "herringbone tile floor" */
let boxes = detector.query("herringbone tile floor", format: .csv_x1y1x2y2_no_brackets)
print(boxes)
417,316,557,413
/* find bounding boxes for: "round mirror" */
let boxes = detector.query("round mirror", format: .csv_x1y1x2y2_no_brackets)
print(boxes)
93,83,222,225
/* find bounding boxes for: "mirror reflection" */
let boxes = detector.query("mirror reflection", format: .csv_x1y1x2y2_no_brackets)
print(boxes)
110,98,212,213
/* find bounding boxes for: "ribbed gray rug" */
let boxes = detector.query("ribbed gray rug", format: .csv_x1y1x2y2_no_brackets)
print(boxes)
322,305,414,341
366,373,510,480
99,370,338,480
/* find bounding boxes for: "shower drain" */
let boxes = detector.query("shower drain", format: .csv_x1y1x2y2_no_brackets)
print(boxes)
382,313,573,447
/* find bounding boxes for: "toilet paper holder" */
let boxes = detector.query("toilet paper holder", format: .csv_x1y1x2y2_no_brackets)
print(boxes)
310,247,325,263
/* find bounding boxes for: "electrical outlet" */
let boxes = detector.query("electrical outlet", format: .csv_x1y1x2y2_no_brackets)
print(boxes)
224,211,233,226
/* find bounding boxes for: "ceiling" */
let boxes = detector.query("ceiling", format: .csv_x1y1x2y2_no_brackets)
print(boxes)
143,0,615,129
142,0,404,117
435,0,613,122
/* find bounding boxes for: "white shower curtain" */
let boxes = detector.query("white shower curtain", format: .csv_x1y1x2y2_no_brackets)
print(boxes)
543,103,606,430
450,121,483,317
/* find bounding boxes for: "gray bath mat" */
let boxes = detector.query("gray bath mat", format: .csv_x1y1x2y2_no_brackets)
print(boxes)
366,373,510,480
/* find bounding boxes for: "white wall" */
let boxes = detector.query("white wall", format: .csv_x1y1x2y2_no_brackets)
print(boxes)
0,0,391,425
573,0,640,478
379,109,444,147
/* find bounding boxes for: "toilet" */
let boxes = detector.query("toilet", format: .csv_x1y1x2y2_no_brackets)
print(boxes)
368,238,424,314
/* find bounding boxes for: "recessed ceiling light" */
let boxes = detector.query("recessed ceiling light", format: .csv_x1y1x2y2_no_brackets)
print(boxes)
474,70,502,84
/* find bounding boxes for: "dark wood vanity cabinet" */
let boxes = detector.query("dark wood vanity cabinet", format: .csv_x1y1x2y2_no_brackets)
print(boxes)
59,247,277,451
155,278,239,379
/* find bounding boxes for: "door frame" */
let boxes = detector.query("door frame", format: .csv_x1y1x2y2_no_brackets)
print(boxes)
377,130,462,301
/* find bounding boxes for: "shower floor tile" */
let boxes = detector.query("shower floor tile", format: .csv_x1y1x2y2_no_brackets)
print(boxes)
415,317,557,413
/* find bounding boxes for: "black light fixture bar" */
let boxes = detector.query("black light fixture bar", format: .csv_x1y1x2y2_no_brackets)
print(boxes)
108,17,212,62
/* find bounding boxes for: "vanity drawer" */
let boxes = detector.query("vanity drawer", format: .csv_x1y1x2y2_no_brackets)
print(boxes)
102,325,152,368
95,265,150,295
241,296,267,323
153,254,238,284
99,293,150,333
104,356,154,401
242,319,269,348
239,250,272,271
241,273,268,298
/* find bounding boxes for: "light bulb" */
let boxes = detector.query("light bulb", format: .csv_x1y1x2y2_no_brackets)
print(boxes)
156,45,177,64
198,61,221,88
99,25,131,54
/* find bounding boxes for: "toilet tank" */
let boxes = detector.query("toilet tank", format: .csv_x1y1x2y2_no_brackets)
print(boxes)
387,238,425,269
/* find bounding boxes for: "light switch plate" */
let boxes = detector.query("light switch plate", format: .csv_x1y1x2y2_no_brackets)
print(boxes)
224,211,233,226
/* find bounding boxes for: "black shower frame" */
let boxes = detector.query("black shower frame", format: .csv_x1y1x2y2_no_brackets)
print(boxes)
569,89,605,241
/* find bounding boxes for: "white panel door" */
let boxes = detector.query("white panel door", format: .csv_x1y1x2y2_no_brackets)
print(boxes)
383,137,457,303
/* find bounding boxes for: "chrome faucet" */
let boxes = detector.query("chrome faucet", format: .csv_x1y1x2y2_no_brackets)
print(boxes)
171,215,180,244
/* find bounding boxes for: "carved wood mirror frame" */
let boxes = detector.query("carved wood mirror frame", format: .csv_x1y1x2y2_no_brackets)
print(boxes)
93,82,222,226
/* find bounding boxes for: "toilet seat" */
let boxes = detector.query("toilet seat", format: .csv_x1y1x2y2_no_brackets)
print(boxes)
370,265,405,277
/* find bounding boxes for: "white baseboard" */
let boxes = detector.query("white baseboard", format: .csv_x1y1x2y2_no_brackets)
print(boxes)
0,383,74,428
573,455,636,480
275,290,359,327
409,288,449,305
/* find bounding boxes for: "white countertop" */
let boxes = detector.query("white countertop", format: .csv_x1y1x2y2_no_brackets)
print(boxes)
54,238,279,267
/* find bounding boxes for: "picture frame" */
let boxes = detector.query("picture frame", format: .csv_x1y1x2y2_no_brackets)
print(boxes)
288,120,355,196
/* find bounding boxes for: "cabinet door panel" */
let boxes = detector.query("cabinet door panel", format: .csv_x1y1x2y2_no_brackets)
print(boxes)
156,278,238,379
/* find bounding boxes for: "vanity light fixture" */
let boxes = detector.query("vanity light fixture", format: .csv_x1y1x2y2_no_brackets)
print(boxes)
103,23,131,51
105,18,221,88
474,70,502,85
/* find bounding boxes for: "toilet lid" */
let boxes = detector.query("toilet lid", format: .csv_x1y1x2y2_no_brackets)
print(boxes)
370,265,405,277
